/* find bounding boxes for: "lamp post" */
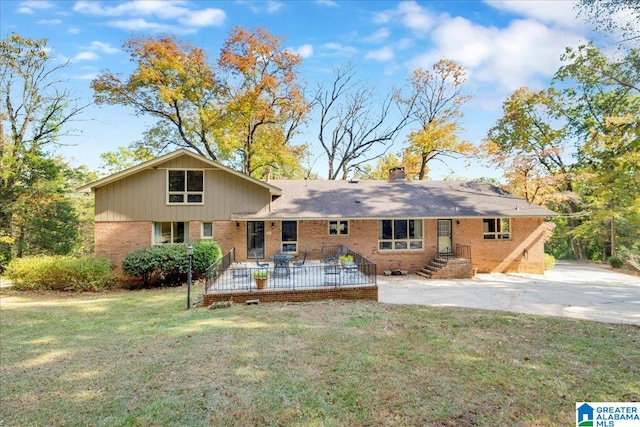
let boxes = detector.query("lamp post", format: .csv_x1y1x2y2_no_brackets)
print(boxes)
187,244,193,309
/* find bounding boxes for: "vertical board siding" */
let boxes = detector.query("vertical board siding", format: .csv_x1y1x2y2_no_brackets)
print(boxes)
94,155,271,222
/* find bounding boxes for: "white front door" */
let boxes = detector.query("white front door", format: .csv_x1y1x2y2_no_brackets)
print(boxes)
437,219,452,254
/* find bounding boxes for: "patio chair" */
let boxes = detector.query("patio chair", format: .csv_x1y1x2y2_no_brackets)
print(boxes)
293,252,307,268
324,263,341,286
253,250,268,267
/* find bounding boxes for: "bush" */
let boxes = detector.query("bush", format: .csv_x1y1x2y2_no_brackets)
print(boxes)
608,256,623,269
6,255,115,291
121,241,222,287
121,247,163,287
193,240,222,273
543,253,556,270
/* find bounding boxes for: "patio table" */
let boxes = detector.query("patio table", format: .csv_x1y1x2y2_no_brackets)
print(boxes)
270,254,293,277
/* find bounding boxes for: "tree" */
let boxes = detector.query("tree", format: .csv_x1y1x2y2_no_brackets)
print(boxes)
315,63,412,180
218,27,310,178
401,60,475,179
92,35,224,160
1,33,87,267
576,0,640,42
484,44,640,262
555,44,640,259
92,28,310,178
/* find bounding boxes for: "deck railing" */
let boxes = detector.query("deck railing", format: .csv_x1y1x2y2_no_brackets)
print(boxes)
438,244,472,261
204,247,376,293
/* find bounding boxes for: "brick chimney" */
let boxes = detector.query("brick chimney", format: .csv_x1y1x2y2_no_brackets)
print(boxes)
388,166,405,181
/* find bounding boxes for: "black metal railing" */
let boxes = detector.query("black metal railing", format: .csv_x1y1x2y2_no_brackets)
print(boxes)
204,248,376,293
438,244,471,261
204,248,235,292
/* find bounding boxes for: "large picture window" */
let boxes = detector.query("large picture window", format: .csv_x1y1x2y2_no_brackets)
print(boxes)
378,219,423,250
281,220,298,253
328,220,349,235
154,222,189,244
483,218,511,240
167,170,203,204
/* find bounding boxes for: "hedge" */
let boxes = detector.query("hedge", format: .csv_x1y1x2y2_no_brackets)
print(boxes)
5,255,115,291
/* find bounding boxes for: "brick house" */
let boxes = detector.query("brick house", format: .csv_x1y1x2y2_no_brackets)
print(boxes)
78,149,556,275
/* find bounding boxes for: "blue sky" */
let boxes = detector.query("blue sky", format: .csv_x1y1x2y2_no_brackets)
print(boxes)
1,0,608,179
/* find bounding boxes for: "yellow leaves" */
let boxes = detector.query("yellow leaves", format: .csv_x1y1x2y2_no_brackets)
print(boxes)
407,120,476,157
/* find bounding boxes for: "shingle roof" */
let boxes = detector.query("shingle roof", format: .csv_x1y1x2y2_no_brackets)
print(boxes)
232,179,556,219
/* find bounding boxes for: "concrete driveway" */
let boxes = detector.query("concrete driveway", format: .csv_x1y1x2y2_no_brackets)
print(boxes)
378,261,640,326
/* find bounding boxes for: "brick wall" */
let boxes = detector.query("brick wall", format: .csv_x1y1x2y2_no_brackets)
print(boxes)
95,221,152,274
203,285,378,305
98,217,547,276
454,217,546,274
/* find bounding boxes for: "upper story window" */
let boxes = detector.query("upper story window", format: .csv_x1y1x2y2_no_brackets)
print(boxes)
329,220,349,236
379,219,423,251
483,218,511,240
167,170,203,204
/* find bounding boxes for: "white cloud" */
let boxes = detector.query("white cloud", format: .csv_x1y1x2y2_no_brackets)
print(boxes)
366,46,394,62
373,1,435,34
74,51,99,61
16,0,55,14
364,28,391,43
292,44,314,58
37,18,62,25
73,0,225,31
109,18,196,35
486,0,585,29
68,27,80,34
89,41,119,54
408,16,586,92
322,42,358,57
178,8,225,27
316,0,338,7
240,0,284,14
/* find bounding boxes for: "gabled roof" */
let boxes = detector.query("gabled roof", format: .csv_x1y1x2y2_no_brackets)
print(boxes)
76,148,282,195
233,179,556,219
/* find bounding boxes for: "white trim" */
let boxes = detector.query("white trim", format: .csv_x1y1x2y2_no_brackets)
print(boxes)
201,221,214,239
328,219,349,236
378,219,424,251
166,169,205,205
483,218,511,240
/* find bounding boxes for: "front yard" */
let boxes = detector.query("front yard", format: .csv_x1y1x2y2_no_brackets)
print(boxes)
1,285,638,426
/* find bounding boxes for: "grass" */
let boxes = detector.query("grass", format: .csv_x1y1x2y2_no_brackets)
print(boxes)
1,285,638,426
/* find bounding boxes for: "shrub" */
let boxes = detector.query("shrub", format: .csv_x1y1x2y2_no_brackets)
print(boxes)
6,255,114,291
121,246,163,287
543,253,556,270
121,241,222,287
608,256,623,269
193,240,222,274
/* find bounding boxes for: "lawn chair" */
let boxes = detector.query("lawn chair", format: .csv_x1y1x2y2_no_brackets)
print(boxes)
253,250,268,267
293,252,307,268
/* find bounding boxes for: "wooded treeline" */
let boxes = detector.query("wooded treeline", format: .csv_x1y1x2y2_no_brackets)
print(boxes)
1,0,638,269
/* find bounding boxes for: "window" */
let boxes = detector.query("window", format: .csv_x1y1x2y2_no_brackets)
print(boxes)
154,222,189,244
167,170,203,204
483,218,511,240
281,221,297,253
378,219,423,250
328,220,349,235
201,222,213,239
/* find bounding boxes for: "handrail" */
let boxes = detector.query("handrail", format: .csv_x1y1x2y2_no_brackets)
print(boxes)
204,248,235,293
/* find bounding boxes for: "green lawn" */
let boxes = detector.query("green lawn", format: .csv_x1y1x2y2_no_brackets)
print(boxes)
1,285,638,426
